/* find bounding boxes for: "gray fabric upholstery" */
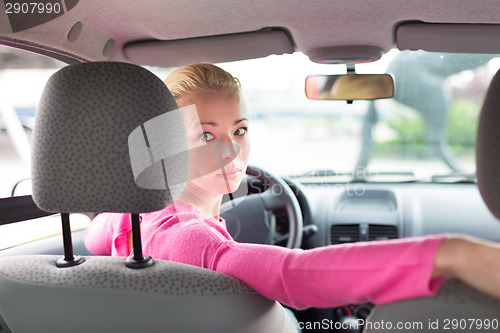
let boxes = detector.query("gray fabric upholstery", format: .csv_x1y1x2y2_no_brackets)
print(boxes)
0,255,255,295
476,68,500,220
365,278,500,333
0,255,296,333
31,62,188,213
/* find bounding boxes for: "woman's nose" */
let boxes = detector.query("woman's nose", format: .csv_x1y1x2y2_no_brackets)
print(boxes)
220,140,239,160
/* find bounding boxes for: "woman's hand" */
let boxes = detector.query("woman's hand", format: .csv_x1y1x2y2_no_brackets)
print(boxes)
433,234,500,299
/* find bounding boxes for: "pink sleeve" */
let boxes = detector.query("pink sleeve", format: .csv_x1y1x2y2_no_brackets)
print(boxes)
84,213,119,256
212,234,446,309
147,222,446,310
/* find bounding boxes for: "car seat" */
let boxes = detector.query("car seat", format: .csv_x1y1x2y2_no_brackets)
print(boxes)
0,62,296,333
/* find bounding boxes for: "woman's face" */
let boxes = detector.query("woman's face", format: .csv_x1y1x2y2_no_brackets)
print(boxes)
181,90,250,195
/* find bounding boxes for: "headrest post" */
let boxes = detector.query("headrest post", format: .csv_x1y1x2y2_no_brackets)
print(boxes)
125,213,154,269
56,213,85,267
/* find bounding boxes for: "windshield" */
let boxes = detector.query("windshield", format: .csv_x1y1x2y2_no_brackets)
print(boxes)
236,51,497,180
160,49,497,182
2,48,499,201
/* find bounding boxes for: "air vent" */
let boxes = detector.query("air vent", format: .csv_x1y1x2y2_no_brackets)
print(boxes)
368,225,398,241
331,224,360,244
331,224,398,244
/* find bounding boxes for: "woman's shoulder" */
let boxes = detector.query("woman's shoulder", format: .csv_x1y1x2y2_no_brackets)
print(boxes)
141,199,229,237
141,200,232,263
142,199,221,223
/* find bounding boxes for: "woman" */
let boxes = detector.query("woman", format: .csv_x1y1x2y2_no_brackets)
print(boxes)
84,63,500,309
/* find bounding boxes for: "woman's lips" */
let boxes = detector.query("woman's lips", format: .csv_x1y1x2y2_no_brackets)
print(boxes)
216,168,242,180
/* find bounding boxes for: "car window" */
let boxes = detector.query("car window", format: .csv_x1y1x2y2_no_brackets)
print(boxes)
151,50,500,181
0,47,90,249
0,46,64,199
0,213,90,251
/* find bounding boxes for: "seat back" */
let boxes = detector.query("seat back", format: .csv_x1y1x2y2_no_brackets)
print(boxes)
477,68,500,220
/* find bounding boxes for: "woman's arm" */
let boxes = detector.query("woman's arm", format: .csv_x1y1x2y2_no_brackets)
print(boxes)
84,213,119,256
152,221,446,309
211,233,446,309
147,219,500,310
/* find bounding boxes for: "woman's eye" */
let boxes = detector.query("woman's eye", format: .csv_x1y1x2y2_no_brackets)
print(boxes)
234,127,247,136
199,132,214,142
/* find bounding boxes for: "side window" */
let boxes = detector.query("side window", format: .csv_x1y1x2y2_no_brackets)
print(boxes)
0,46,89,250
0,45,63,199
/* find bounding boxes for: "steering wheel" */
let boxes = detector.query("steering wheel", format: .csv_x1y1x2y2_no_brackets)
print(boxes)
221,165,303,248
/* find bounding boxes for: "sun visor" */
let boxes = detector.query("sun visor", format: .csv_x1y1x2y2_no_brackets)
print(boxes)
397,23,500,54
124,29,294,67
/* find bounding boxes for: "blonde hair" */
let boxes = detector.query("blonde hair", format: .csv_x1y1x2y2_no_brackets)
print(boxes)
164,63,241,106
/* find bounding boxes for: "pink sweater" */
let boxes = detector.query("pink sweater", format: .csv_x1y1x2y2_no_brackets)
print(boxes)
84,199,445,310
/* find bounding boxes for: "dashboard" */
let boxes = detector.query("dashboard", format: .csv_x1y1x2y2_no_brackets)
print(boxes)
302,182,500,248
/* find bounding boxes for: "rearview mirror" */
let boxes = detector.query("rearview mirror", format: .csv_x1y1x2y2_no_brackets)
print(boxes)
305,74,394,100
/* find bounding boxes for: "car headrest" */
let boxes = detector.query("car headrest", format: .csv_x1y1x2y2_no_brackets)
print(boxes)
476,68,500,220
32,62,188,213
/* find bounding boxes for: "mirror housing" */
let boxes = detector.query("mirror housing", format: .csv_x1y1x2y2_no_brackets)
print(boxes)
305,74,394,101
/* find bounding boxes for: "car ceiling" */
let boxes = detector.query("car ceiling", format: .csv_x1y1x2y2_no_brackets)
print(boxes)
1,0,500,65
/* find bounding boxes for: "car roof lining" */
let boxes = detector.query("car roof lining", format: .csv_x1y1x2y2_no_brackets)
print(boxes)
2,1,500,64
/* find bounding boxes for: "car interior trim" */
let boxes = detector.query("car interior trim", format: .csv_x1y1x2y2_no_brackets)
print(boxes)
124,28,295,67
0,195,54,225
0,38,83,64
397,23,500,54
305,45,384,64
